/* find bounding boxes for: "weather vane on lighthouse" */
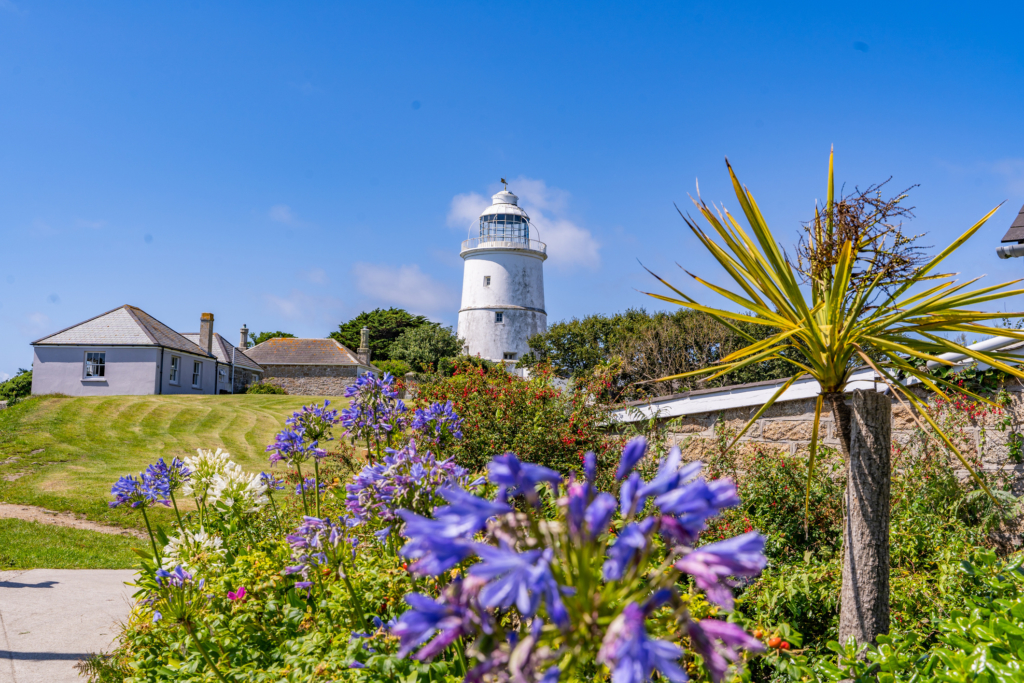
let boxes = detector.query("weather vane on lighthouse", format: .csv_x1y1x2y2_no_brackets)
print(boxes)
456,182,548,369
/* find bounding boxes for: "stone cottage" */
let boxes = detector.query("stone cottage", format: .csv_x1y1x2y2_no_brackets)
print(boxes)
243,337,377,395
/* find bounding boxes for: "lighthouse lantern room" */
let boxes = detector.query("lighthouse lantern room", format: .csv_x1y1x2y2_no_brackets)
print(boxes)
457,187,547,365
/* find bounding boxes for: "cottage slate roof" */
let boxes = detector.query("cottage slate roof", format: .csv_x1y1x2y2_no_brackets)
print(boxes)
1001,202,1024,243
32,305,212,357
243,338,364,366
181,333,264,373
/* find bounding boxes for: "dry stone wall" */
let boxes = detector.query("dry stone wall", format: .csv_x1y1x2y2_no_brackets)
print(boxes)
262,365,359,396
655,385,1024,483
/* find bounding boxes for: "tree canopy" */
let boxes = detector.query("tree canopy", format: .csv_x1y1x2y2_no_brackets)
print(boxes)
521,308,793,401
330,308,431,361
389,324,463,372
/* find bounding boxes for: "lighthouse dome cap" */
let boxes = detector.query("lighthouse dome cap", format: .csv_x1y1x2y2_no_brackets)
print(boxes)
478,190,530,220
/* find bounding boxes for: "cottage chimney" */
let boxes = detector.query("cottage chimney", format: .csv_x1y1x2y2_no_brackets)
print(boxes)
200,313,214,355
357,326,371,365
239,324,249,350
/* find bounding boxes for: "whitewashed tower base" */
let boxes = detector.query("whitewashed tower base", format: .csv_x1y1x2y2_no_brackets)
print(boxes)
457,189,547,365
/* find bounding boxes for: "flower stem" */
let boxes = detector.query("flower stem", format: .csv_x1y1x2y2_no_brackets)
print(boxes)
338,556,370,632
139,506,161,566
294,461,310,516
312,459,322,518
169,491,184,529
184,623,230,683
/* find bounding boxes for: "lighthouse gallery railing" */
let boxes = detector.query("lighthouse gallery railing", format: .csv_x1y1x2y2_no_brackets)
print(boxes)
460,237,547,254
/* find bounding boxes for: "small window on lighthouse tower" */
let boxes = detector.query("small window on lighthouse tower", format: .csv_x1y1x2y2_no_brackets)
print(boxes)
495,312,504,323
503,352,517,360
484,275,491,286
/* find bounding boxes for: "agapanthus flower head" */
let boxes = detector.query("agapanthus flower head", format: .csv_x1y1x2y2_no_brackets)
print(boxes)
603,518,655,581
162,527,225,570
259,471,286,491
341,372,409,443
283,515,353,580
155,564,200,589
675,531,767,610
655,466,740,546
266,426,327,466
488,453,560,506
598,602,688,683
687,618,765,683
470,543,569,629
109,473,166,508
392,577,489,661
181,448,233,501
285,400,341,445
295,476,326,496
616,437,648,481
346,440,477,527
144,457,191,495
206,462,269,514
411,401,464,446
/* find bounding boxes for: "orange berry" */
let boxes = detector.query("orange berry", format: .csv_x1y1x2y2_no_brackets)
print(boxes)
780,641,791,650
752,630,763,639
767,637,782,648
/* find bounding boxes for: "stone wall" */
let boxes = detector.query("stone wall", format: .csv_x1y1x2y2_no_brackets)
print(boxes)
262,364,358,397
655,385,1024,482
231,368,262,394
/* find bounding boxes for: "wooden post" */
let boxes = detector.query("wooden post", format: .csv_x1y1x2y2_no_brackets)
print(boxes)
838,389,891,648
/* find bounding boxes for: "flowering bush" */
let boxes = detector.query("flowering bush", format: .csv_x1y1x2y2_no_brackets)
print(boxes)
417,360,619,476
391,439,767,682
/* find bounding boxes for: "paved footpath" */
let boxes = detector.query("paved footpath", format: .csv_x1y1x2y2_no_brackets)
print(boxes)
0,569,136,683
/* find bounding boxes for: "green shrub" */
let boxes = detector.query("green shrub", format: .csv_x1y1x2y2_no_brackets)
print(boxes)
372,359,412,378
246,380,287,395
416,359,619,474
435,354,499,377
0,368,32,402
389,324,463,372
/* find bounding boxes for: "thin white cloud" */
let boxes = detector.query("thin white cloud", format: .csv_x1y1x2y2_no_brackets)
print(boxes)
302,268,329,285
0,372,9,382
511,177,601,269
0,0,21,14
268,204,298,225
447,192,489,230
76,218,107,229
352,263,457,315
937,157,1024,195
19,312,51,337
262,290,347,326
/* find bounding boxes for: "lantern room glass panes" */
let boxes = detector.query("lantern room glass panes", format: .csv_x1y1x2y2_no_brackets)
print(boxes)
479,213,529,243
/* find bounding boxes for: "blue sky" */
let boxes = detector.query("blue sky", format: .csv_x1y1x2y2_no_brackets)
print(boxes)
3,1,1024,379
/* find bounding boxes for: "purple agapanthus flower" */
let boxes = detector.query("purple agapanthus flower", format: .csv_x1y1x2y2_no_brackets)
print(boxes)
411,401,464,446
144,458,191,495
603,518,655,581
259,471,286,491
341,373,409,445
489,453,561,505
582,492,617,541
675,531,767,609
156,564,202,589
687,618,765,683
399,488,507,576
346,440,477,525
597,602,688,683
284,515,355,581
583,451,597,484
655,466,740,543
295,477,325,496
615,437,648,481
109,474,166,508
470,544,569,628
392,578,488,660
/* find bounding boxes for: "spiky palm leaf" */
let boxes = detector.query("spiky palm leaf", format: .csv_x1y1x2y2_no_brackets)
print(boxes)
645,150,1024,518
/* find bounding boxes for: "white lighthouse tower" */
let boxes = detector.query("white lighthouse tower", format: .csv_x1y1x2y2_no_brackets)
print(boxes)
457,187,547,364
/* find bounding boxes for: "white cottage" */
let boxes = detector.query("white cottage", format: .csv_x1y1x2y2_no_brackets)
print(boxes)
30,306,261,396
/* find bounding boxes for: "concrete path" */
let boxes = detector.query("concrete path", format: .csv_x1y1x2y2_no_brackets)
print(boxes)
0,569,136,683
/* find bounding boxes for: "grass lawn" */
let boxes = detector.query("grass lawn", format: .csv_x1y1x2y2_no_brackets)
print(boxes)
0,518,141,569
0,394,348,529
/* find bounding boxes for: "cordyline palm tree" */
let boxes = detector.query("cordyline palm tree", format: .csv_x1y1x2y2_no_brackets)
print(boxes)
644,150,1024,647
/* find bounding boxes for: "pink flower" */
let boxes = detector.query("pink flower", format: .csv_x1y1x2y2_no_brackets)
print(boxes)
227,586,246,601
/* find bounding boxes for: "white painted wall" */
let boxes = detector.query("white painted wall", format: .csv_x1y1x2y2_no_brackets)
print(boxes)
458,247,547,362
31,346,219,396
32,346,161,396
157,348,218,395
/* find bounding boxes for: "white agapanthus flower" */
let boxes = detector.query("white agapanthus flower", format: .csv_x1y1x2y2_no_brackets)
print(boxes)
162,527,225,570
181,448,233,501
209,461,269,514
